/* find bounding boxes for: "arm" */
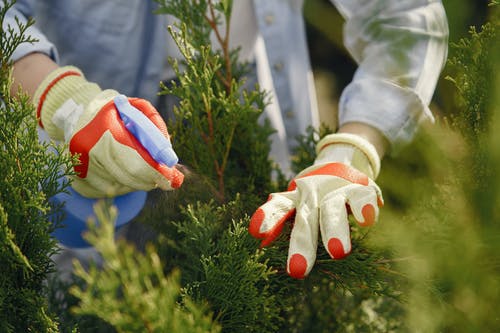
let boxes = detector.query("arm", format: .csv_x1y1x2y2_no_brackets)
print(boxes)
249,1,449,279
332,0,449,151
2,2,58,97
4,5,183,199
11,52,58,99
338,122,388,159
2,2,59,66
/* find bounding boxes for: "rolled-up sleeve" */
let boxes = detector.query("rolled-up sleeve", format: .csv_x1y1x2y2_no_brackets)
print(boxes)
2,2,58,62
331,0,449,150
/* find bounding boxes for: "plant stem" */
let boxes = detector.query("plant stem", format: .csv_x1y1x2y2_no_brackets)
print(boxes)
205,0,232,95
201,0,237,200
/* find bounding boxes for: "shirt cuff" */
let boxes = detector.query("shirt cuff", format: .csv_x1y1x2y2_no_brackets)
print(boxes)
338,77,435,153
11,25,59,63
5,7,59,62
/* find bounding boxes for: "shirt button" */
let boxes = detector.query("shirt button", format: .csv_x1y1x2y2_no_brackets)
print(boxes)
285,109,295,118
265,14,275,25
273,61,284,72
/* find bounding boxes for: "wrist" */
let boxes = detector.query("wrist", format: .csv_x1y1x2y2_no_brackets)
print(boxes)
338,122,388,159
315,133,381,179
33,66,101,141
11,52,59,99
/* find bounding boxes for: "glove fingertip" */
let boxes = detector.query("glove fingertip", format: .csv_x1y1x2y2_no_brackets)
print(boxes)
249,202,296,243
169,168,184,189
360,204,376,226
327,237,350,259
157,165,184,189
287,253,308,279
249,208,265,239
260,220,285,247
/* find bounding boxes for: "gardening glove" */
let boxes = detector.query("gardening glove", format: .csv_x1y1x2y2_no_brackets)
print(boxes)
249,133,383,279
34,66,184,198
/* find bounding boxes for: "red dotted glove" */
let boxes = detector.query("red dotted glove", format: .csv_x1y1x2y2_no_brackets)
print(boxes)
249,133,383,278
34,66,184,197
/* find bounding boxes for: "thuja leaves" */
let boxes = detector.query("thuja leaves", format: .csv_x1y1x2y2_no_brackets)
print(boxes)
157,0,274,203
445,6,499,224
70,201,221,333
0,0,37,93
162,196,401,333
1,1,73,331
165,199,284,333
446,13,498,143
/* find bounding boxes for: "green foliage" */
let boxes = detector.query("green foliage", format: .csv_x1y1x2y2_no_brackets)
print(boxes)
291,124,333,173
0,0,34,75
46,274,116,333
378,125,500,332
156,0,275,204
68,200,220,333
446,16,498,144
168,199,284,332
0,1,73,331
445,4,499,223
376,4,500,331
134,186,401,333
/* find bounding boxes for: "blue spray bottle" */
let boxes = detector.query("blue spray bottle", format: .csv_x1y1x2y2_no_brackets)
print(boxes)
51,95,178,247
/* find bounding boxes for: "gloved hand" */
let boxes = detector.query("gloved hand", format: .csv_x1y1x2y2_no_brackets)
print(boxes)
249,133,383,279
34,66,184,198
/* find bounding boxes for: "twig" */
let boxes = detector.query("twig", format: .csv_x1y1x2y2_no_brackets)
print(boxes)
205,0,232,94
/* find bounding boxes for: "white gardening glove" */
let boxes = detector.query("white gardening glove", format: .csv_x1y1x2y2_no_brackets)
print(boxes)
34,66,184,198
249,133,383,279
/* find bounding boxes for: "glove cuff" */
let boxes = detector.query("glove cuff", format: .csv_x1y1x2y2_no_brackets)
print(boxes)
315,133,381,179
34,66,101,141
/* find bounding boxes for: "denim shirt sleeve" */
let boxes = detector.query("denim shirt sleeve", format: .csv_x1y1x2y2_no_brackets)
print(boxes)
2,1,58,62
331,0,449,151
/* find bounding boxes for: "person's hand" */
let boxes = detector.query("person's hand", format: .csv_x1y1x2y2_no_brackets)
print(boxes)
34,66,184,198
249,133,383,279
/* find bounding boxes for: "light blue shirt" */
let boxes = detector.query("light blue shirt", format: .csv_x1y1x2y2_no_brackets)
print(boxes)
7,1,168,104
4,0,449,171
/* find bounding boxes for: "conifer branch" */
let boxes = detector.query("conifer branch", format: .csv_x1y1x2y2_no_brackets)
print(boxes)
1,1,73,330
159,0,271,202
205,0,232,95
69,200,221,333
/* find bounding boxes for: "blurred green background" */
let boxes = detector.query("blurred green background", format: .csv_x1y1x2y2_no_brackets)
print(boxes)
303,1,500,332
304,0,492,128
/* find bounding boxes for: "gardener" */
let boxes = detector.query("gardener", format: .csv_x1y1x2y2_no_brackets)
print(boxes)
4,0,449,279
